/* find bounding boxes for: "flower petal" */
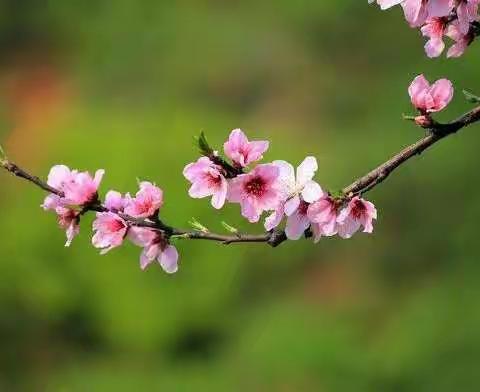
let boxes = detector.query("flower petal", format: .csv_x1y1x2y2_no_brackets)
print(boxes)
159,245,179,274
301,181,324,203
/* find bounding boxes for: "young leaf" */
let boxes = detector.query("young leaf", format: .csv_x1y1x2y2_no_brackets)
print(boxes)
188,217,209,233
221,221,239,234
0,144,6,163
463,90,480,104
195,131,214,156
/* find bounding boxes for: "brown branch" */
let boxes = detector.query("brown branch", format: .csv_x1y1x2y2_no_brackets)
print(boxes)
1,103,480,249
0,158,283,246
1,160,64,196
342,105,480,197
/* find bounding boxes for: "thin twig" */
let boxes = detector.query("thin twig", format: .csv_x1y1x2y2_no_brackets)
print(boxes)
342,105,480,196
1,104,480,248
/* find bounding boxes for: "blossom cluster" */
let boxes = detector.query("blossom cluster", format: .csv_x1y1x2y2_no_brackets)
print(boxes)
41,166,178,273
183,129,377,243
28,73,463,273
36,74,461,273
370,0,480,58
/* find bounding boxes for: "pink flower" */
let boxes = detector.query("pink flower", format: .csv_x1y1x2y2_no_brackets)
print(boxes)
421,18,447,57
285,200,312,240
408,74,454,113
104,190,126,212
46,165,104,206
400,0,429,27
307,196,339,242
42,194,80,246
124,181,163,218
399,0,452,27
57,207,80,247
336,196,377,239
228,164,280,223
264,202,285,231
264,156,324,236
223,129,269,168
446,20,473,57
129,228,179,273
183,157,228,209
274,157,324,214
92,212,128,254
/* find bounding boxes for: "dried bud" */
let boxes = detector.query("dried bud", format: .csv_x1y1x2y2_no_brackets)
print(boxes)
414,115,433,128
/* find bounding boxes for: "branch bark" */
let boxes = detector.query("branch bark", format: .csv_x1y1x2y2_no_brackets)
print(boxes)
1,103,480,248
342,106,480,196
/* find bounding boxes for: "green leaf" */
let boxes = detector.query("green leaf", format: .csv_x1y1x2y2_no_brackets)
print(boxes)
402,114,416,121
221,221,238,234
329,189,343,199
463,90,480,104
194,131,213,156
0,144,6,163
188,217,209,233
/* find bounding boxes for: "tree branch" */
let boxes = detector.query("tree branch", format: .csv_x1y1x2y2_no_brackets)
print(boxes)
1,103,480,248
342,105,480,197
0,158,283,246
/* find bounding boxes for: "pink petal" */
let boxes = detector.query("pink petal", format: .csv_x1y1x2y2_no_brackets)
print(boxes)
336,217,361,239
246,140,269,164
241,199,261,223
401,0,428,27
301,181,323,203
296,156,318,186
65,221,79,247
158,245,179,274
189,181,214,198
428,78,453,112
284,195,301,216
285,212,310,240
427,0,453,18
264,203,285,231
140,249,153,270
105,190,125,212
424,37,445,58
307,199,335,223
211,177,228,209
47,165,71,189
93,169,105,188
408,74,430,107
128,227,157,247
42,194,62,211
378,0,404,9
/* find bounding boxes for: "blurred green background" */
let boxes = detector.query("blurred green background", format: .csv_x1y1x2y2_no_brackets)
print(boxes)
0,1,480,390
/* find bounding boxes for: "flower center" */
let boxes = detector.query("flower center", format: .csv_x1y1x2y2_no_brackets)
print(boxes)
206,172,222,187
58,210,78,228
108,218,126,232
298,200,309,216
351,199,366,220
244,176,266,197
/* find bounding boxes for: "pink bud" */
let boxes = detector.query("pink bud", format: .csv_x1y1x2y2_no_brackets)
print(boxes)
408,74,454,113
124,181,163,218
223,129,269,168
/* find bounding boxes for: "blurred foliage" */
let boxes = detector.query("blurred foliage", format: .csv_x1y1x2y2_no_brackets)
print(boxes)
0,0,480,390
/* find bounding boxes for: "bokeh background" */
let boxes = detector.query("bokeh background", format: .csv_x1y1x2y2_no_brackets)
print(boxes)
0,1,479,390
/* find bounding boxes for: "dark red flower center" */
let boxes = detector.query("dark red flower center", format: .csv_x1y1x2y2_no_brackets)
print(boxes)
206,172,222,187
351,199,366,220
109,218,126,232
244,175,266,197
298,200,309,215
